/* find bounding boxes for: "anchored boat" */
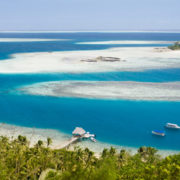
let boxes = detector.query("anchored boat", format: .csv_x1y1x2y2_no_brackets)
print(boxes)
165,123,180,129
152,130,165,136
90,137,97,142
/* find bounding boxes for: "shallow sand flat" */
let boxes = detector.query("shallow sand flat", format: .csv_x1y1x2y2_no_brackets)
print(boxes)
0,123,135,153
77,40,174,45
19,81,180,101
0,47,180,73
0,123,178,157
0,123,70,148
0,38,69,42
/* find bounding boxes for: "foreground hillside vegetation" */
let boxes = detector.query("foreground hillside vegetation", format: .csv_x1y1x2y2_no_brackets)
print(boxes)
0,136,180,180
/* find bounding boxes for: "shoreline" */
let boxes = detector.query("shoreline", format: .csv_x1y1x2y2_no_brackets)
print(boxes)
0,47,180,74
0,123,179,157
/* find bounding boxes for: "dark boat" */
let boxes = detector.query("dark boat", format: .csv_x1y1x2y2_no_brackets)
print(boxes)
152,130,165,136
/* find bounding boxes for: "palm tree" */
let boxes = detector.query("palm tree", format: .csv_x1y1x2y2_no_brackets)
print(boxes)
109,147,116,156
36,140,43,147
17,135,27,145
101,148,108,158
47,137,52,147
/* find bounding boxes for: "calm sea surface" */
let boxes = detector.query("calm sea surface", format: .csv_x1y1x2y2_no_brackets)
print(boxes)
0,32,180,150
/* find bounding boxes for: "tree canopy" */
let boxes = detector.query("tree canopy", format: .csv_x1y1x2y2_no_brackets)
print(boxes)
0,135,179,180
168,42,180,50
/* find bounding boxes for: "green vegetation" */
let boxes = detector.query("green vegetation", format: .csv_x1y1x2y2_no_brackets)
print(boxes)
0,135,180,180
168,41,180,50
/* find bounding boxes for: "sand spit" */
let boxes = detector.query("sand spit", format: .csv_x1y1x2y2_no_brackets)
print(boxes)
0,47,180,74
19,81,180,101
0,38,70,42
0,123,134,153
77,40,174,45
0,123,178,157
0,123,70,148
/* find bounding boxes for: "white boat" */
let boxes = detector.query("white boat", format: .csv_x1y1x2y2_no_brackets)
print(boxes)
165,123,180,129
90,137,97,142
152,130,165,136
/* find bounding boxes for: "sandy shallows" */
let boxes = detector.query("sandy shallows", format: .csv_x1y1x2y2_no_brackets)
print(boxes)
0,123,178,157
0,123,137,155
77,40,174,45
19,81,180,101
0,47,180,74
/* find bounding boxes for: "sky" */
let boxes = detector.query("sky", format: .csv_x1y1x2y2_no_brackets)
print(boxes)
0,0,180,31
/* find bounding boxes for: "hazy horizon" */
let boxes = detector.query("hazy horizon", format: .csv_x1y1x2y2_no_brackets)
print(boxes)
0,0,180,31
1,30,180,33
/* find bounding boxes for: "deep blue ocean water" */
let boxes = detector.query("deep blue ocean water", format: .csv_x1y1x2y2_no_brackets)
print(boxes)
0,32,179,60
0,32,180,150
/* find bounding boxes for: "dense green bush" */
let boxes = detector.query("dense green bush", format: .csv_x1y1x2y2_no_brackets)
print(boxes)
0,135,179,180
168,42,180,50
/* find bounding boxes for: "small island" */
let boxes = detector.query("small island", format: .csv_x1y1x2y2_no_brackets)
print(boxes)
81,56,122,62
168,41,180,50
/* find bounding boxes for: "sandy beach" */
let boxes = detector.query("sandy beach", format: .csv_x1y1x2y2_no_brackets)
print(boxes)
0,47,180,74
0,123,134,153
0,123,178,157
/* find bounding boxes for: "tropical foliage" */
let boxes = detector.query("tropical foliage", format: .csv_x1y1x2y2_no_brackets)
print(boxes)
168,41,180,50
0,135,180,180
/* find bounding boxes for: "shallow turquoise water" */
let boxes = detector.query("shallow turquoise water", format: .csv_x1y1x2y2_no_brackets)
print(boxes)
1,68,180,90
0,32,180,150
0,69,180,150
1,94,180,150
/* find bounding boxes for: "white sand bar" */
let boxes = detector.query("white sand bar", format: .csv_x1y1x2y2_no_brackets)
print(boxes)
0,47,180,74
0,38,70,42
77,40,174,45
19,81,180,101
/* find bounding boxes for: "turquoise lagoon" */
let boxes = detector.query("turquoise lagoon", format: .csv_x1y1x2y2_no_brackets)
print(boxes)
0,32,180,151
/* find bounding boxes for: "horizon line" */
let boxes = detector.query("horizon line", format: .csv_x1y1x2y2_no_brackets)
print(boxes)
1,30,180,33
